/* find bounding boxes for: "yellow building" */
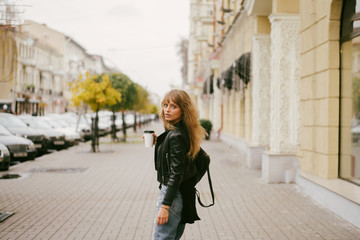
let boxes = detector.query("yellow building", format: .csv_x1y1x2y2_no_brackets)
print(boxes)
189,0,360,227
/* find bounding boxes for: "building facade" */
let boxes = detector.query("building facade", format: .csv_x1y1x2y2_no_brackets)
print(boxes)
188,0,360,227
13,31,64,115
0,20,110,115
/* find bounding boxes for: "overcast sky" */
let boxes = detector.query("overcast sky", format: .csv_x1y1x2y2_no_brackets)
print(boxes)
24,0,190,98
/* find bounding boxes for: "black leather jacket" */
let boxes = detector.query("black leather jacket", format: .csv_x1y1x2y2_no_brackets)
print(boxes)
154,120,197,206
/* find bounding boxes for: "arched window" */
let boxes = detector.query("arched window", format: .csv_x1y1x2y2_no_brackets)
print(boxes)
340,0,360,185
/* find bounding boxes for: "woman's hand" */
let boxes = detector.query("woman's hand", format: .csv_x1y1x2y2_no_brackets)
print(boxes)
153,133,157,145
142,133,157,146
157,205,169,225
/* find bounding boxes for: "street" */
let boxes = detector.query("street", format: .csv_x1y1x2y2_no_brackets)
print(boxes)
0,122,360,240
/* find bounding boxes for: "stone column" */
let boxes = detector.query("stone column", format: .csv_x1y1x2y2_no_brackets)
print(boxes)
248,34,271,169
262,14,301,183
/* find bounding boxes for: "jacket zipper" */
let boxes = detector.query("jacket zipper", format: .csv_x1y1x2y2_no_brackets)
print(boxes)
161,156,165,184
166,153,170,172
162,153,170,184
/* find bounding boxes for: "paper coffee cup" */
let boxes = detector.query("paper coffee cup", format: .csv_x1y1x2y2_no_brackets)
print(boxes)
144,130,155,147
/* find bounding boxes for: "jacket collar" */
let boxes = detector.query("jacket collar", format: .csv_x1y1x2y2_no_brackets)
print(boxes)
156,120,184,144
173,120,184,129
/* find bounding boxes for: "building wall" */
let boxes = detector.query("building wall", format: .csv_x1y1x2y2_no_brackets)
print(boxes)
188,0,360,227
273,0,299,13
12,20,110,114
298,0,342,179
13,31,65,115
217,13,254,142
22,20,65,56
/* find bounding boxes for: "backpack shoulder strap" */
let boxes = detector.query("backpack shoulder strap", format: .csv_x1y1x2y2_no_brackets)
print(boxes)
195,167,215,207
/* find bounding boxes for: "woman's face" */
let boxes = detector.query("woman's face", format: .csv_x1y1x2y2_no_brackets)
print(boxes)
163,99,182,124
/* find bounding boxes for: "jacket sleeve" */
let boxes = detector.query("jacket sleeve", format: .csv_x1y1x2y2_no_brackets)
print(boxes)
162,131,186,206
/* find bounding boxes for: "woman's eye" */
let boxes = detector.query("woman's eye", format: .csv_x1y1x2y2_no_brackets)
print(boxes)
171,105,177,109
163,104,168,108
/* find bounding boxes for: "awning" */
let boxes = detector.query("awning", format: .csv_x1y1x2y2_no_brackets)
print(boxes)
235,52,251,86
202,74,214,95
216,77,221,89
224,66,233,90
0,99,13,104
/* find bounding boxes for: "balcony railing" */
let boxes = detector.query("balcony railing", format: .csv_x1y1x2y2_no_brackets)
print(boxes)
23,85,35,94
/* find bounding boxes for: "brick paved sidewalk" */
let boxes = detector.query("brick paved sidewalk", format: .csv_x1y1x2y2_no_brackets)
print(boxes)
0,121,359,240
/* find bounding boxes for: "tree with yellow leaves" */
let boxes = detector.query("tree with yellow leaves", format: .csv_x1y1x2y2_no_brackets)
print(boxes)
132,83,149,131
69,72,121,152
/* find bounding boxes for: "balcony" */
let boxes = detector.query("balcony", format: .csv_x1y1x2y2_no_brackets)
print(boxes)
195,23,210,42
37,89,53,96
37,65,52,73
195,33,208,41
23,84,35,94
191,3,213,24
19,58,36,67
199,3,214,24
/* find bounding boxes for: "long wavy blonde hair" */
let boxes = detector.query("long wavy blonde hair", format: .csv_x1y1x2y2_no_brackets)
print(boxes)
160,89,206,159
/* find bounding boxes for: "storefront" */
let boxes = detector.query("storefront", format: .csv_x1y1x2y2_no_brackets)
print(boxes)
340,0,360,186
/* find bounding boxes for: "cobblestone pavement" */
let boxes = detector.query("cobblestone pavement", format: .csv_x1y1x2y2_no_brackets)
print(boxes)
0,121,360,240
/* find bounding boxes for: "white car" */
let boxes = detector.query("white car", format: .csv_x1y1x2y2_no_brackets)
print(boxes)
40,116,81,147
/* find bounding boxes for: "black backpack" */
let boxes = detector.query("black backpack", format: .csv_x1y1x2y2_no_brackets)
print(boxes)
194,147,215,207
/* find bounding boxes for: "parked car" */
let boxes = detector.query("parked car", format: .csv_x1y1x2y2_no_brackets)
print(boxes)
115,112,123,130
0,123,37,162
0,143,11,171
0,113,49,155
125,114,135,127
39,116,81,147
53,113,92,141
111,112,134,131
18,115,67,150
85,113,111,136
45,115,84,141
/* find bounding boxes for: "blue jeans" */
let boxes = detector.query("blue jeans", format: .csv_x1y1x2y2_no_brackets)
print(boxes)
153,185,186,240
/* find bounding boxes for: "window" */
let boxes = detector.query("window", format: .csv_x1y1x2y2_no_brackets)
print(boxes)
340,0,360,185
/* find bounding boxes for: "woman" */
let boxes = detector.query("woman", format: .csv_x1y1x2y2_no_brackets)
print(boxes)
152,89,206,240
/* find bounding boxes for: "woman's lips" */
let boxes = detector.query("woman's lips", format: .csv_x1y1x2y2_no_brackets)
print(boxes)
165,114,171,117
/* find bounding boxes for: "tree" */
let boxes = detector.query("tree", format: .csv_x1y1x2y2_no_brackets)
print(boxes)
108,73,137,142
69,72,121,152
149,104,159,114
133,83,149,131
